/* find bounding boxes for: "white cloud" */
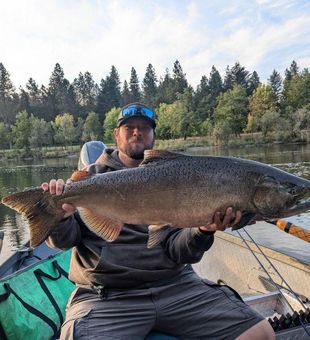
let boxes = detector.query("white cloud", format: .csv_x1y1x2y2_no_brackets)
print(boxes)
0,0,309,89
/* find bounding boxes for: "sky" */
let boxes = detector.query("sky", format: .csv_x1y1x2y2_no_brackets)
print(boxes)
1,0,309,90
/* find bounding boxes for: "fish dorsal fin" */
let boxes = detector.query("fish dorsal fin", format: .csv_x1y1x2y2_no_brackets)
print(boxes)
141,150,183,166
78,208,123,242
70,170,91,181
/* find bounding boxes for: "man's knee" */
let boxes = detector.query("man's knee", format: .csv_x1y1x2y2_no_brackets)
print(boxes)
236,319,275,340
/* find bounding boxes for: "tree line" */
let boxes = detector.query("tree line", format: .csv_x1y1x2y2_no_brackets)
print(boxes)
0,59,309,151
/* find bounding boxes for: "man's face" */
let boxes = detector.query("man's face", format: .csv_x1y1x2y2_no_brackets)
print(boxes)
114,117,155,160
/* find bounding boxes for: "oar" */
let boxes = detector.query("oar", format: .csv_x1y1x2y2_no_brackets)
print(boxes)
269,219,310,243
0,231,4,254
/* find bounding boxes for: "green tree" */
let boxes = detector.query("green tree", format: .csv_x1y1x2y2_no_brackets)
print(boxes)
103,107,120,142
212,120,233,146
208,66,223,118
129,67,141,102
73,71,98,117
142,63,158,108
247,71,260,96
157,69,175,104
156,102,179,139
268,70,282,103
121,80,131,106
0,122,11,148
172,60,188,95
176,87,197,139
0,63,18,123
194,75,212,121
247,84,277,132
285,60,299,81
45,63,74,119
52,113,76,147
282,71,310,111
215,84,248,135
12,111,31,151
97,66,121,120
223,62,250,93
29,115,53,148
82,111,102,142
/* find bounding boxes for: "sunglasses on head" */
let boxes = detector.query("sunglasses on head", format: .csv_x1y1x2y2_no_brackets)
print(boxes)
121,106,155,120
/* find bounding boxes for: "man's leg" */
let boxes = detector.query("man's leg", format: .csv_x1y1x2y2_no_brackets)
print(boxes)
152,273,275,340
60,287,156,340
236,319,275,340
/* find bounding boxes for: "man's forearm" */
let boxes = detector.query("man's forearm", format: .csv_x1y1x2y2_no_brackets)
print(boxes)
46,214,82,250
161,227,215,264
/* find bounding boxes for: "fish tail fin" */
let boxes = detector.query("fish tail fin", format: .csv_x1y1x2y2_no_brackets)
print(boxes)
2,188,65,247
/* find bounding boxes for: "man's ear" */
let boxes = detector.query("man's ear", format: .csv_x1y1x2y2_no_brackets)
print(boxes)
113,128,119,140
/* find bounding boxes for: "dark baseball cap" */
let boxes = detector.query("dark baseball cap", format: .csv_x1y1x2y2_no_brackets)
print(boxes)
116,102,156,128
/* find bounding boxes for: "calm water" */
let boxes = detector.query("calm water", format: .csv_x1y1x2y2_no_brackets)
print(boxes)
0,143,310,264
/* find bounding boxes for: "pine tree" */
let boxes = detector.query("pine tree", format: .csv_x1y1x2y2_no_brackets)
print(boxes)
96,66,121,120
157,69,176,104
268,70,282,103
121,80,131,106
247,71,260,96
46,63,74,119
172,60,188,95
207,66,223,119
73,71,98,117
223,66,233,91
129,67,141,102
142,63,158,108
0,63,17,123
194,75,212,121
285,60,299,81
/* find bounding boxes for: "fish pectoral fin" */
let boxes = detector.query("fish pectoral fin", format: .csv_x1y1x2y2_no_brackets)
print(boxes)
78,208,123,242
231,212,257,231
147,224,170,248
140,150,183,166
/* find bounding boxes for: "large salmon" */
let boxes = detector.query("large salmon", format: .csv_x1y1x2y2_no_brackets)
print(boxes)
2,150,310,248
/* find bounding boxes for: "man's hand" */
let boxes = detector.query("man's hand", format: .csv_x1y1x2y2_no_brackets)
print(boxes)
199,207,242,233
41,179,76,215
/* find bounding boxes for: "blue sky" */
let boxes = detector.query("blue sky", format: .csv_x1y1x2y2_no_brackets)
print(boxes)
1,0,309,89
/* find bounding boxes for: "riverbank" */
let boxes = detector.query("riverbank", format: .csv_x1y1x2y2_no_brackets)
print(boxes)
0,130,309,161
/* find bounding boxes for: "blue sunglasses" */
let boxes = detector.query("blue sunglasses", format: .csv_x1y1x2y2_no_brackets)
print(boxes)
121,106,155,120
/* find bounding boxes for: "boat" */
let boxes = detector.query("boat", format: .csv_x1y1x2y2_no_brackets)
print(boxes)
0,141,310,339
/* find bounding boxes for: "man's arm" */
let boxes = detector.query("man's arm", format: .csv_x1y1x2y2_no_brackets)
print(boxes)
160,208,242,264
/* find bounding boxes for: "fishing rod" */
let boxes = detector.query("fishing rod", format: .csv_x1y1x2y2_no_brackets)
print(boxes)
270,219,310,243
236,228,310,337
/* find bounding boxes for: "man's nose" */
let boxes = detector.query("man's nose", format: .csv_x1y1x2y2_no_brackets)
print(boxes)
132,127,142,136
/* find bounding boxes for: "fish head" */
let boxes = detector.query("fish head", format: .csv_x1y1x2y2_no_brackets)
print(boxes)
252,175,310,219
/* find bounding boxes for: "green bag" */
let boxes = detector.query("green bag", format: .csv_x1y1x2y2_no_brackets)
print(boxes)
0,249,75,340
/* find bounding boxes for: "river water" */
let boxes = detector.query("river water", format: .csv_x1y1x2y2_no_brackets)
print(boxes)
0,143,310,264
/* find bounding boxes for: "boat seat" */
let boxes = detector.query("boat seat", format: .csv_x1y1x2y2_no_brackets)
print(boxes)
78,140,106,170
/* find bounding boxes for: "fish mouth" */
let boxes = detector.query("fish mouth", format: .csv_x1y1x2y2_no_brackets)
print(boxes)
280,198,310,218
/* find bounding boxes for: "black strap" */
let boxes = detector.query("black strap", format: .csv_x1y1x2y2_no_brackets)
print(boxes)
33,260,72,326
0,258,73,339
3,283,58,337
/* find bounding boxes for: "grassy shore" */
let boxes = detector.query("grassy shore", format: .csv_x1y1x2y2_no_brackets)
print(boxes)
0,130,309,161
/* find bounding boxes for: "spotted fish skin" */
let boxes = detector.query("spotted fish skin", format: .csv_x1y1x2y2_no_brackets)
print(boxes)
2,150,310,248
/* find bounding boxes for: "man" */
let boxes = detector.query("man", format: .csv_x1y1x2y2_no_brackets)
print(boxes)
43,102,275,339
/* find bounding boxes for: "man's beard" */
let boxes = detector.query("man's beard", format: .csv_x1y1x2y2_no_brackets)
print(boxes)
120,138,154,160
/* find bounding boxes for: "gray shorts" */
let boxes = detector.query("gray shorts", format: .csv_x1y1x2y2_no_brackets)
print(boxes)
60,271,264,340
